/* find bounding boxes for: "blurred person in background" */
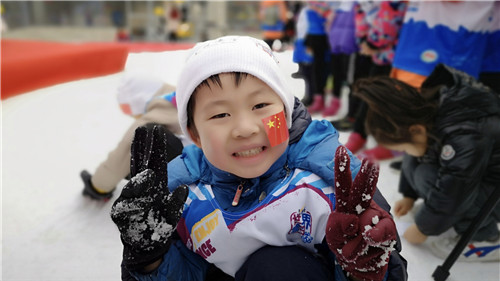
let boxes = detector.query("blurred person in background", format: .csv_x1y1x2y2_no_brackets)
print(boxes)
391,1,498,89
166,2,181,41
291,4,314,106
81,72,185,202
387,0,500,169
259,0,288,49
323,1,358,117
303,1,331,115
352,64,500,262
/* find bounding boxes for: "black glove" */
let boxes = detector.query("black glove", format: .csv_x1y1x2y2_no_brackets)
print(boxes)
110,125,188,270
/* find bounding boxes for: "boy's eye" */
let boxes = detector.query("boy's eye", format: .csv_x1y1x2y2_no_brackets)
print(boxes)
210,113,229,119
253,103,268,110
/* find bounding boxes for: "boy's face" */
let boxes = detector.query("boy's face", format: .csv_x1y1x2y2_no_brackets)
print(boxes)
189,73,288,179
382,125,428,157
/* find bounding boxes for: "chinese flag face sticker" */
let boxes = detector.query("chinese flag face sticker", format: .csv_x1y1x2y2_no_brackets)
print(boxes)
262,110,289,147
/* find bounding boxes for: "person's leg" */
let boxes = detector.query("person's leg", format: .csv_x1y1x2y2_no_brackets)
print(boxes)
400,154,438,198
335,54,373,133
344,102,368,154
306,35,329,113
354,64,401,160
84,122,183,201
324,53,348,116
235,245,333,281
453,186,500,242
402,156,499,242
301,63,314,106
330,53,348,99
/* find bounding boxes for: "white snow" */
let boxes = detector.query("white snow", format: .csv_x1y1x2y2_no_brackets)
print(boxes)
355,204,365,215
2,49,499,281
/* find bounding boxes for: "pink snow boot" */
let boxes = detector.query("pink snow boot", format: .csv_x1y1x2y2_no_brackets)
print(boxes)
344,132,366,154
358,145,403,161
308,95,324,113
322,97,340,117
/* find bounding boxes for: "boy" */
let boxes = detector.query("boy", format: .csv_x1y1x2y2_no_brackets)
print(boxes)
111,36,407,281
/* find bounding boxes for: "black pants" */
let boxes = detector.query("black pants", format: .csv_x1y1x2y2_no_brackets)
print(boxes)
330,53,351,99
235,245,334,281
345,54,372,120
400,155,500,241
304,34,330,96
122,245,334,281
299,63,314,105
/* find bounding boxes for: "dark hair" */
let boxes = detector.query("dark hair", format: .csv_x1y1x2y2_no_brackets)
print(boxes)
186,72,249,138
352,76,441,145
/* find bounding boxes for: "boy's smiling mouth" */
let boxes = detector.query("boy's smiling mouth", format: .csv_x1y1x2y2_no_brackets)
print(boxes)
233,146,266,158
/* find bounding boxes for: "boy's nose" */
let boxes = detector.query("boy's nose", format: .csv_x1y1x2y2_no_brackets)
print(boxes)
232,116,260,139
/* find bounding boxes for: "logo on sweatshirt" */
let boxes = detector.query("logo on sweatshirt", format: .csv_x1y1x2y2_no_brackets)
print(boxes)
440,144,456,161
288,207,313,243
421,49,438,63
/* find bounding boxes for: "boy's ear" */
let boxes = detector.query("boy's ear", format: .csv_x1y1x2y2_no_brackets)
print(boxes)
409,124,426,136
188,128,202,148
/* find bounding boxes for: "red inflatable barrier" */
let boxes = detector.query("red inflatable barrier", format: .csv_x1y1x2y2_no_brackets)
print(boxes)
1,40,195,100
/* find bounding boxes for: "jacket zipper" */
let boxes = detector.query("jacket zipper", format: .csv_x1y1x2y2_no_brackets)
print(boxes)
232,180,246,206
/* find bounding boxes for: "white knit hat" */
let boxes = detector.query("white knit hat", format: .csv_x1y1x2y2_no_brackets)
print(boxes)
116,71,164,116
176,35,294,142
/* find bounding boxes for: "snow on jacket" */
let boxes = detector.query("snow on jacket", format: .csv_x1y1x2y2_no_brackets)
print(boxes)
133,99,408,281
401,64,500,236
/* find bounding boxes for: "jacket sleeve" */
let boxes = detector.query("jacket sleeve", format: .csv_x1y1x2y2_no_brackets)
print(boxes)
415,130,494,236
131,240,210,281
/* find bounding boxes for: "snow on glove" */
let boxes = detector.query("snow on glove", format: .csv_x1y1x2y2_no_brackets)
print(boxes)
111,125,188,270
326,146,397,281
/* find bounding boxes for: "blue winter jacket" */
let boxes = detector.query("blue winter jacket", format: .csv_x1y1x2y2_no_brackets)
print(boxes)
131,99,407,281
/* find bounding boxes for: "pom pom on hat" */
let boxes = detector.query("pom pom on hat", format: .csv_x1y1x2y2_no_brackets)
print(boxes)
176,36,294,142
116,72,164,116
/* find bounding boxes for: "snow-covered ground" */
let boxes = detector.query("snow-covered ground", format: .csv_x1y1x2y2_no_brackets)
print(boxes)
2,49,499,280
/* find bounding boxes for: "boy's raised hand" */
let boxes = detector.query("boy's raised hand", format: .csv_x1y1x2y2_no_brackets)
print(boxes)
111,125,188,270
326,146,397,281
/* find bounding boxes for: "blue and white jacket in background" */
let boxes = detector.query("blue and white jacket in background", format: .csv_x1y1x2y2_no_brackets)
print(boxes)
393,1,498,78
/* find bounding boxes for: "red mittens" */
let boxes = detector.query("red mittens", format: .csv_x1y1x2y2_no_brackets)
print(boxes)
326,146,397,281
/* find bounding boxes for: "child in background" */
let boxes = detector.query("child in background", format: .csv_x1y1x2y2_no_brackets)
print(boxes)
259,0,288,49
323,1,358,117
352,64,500,262
291,4,314,106
81,72,184,201
110,36,407,281
304,1,331,114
